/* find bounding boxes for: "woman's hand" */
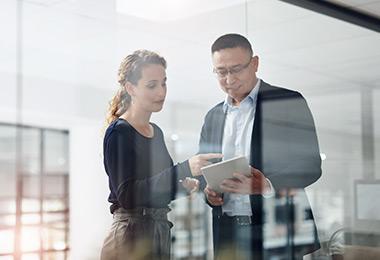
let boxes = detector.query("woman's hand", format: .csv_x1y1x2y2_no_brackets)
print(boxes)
181,177,200,193
188,153,223,176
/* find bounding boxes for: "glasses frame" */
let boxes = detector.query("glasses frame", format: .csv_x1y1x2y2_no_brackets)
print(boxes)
213,57,252,79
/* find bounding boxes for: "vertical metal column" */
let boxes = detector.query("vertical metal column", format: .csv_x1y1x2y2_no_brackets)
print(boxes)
361,87,375,180
64,146,70,260
63,132,70,260
14,127,22,260
39,130,45,260
14,0,24,258
286,190,295,260
187,196,193,258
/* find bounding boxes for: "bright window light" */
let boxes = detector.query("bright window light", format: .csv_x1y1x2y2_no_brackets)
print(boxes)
21,227,41,252
171,134,179,141
0,230,14,254
21,254,39,260
53,241,66,251
116,0,247,21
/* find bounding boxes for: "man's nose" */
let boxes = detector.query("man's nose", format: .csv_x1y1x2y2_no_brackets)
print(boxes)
225,72,237,85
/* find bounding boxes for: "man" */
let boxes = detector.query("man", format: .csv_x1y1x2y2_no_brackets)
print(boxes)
199,34,322,259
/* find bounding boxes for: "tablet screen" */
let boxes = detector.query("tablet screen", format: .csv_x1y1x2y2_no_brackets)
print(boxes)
201,156,250,193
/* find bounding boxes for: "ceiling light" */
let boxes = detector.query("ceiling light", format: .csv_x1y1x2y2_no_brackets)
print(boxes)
116,0,247,22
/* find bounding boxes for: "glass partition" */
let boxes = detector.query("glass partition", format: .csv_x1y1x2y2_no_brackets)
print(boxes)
1,0,379,259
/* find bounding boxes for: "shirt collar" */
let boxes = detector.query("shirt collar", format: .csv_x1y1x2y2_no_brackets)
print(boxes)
223,78,261,113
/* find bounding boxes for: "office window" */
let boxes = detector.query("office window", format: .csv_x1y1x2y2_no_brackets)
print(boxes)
0,123,69,259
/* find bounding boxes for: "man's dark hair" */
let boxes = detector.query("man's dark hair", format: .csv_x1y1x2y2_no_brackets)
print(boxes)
211,33,253,56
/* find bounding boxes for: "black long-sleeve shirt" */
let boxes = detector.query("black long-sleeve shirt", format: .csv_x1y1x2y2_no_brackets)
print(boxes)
103,118,192,213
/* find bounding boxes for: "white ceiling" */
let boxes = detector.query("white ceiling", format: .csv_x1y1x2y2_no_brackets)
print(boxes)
0,0,379,138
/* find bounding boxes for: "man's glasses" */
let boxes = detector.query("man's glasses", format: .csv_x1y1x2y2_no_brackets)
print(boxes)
213,58,252,79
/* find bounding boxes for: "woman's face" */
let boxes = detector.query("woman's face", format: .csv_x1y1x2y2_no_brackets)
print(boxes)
129,64,167,113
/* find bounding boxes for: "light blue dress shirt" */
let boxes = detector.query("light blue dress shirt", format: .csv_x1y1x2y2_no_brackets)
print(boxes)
221,79,273,216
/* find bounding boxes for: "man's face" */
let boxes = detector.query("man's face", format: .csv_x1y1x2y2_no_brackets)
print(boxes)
212,47,258,104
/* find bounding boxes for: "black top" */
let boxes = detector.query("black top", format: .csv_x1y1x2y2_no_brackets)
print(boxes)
103,118,192,213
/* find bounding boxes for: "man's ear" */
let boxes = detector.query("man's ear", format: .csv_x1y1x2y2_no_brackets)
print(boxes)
252,56,259,72
124,82,135,97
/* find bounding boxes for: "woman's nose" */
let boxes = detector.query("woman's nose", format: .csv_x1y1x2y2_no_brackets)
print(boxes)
158,86,166,98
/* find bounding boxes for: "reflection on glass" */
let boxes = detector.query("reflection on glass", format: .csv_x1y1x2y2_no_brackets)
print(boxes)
0,123,69,259
0,230,14,254
0,175,16,198
0,125,16,178
171,194,209,258
0,215,16,227
21,254,39,260
43,175,67,199
42,227,67,251
43,252,66,260
22,176,41,199
43,213,66,224
43,131,69,174
21,227,40,251
0,200,15,214
43,199,66,212
21,214,40,225
22,199,40,212
192,229,206,254
21,128,40,175
0,256,13,260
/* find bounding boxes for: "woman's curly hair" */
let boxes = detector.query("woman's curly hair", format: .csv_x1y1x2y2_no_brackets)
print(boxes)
106,50,166,125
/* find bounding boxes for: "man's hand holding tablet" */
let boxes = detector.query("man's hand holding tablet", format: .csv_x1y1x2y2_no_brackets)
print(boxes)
201,156,250,193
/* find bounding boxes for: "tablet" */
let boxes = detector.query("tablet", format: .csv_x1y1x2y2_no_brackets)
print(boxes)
201,155,250,193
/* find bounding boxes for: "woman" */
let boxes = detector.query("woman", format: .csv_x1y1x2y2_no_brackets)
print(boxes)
101,50,221,260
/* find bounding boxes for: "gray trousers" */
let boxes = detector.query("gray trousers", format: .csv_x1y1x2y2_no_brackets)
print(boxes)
100,207,173,260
